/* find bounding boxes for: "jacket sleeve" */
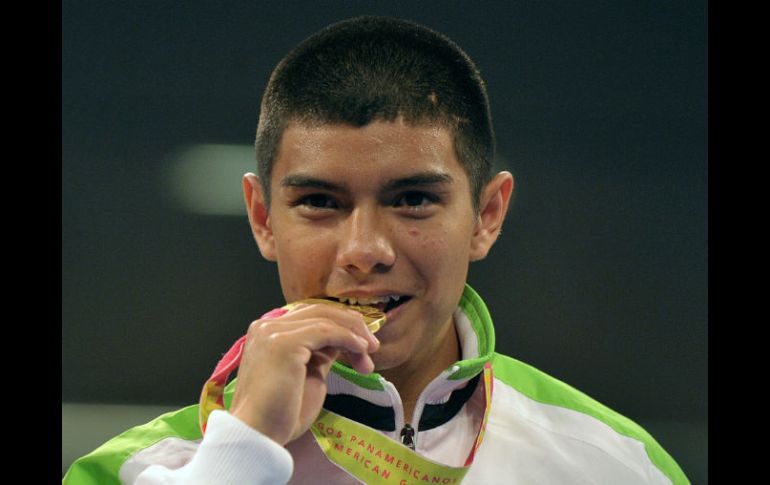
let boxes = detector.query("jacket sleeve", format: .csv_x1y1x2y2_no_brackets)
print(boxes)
63,410,293,485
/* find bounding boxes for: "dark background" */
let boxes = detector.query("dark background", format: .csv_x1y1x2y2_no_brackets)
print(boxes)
62,1,707,482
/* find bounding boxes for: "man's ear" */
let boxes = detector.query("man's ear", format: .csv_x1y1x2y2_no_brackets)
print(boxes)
243,173,277,261
469,171,515,261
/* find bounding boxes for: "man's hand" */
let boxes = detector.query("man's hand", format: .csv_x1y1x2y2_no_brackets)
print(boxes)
229,303,380,445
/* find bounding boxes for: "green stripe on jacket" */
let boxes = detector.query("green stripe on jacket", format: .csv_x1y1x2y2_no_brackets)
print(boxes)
491,353,690,485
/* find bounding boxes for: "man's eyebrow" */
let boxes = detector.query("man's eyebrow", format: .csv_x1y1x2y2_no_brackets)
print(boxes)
383,172,454,191
280,175,349,193
279,171,453,192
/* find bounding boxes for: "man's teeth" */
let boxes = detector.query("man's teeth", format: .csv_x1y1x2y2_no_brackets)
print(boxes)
336,295,401,306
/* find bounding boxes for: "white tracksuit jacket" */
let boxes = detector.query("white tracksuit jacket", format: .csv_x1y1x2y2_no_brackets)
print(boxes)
63,285,689,484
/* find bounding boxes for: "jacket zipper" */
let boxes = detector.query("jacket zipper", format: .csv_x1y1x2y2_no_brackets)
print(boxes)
400,423,416,450
381,379,418,450
381,365,462,453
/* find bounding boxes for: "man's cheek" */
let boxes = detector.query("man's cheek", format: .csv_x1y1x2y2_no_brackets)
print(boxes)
416,235,452,267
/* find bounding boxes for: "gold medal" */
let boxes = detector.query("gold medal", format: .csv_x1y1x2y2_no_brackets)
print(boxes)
283,298,387,333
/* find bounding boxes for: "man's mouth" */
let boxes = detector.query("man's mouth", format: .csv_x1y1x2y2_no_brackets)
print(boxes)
325,295,413,313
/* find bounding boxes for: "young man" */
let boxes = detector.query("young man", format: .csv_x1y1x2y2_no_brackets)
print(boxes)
64,16,689,484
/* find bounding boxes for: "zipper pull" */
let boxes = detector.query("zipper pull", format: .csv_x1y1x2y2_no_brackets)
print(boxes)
400,424,415,450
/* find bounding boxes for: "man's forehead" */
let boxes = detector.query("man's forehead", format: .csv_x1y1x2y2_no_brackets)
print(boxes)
275,120,460,173
279,119,452,153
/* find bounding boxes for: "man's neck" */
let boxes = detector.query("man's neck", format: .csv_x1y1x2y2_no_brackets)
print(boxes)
379,317,461,425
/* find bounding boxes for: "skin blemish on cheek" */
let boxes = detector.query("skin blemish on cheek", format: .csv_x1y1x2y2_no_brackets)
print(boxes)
408,227,420,237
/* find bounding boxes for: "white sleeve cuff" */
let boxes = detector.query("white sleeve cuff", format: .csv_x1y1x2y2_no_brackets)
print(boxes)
137,410,293,485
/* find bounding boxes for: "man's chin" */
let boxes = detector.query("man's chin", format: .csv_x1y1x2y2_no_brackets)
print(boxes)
369,348,410,374
334,339,411,374
333,355,399,375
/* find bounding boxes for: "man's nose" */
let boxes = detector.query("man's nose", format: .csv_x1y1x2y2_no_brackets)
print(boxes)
336,206,396,275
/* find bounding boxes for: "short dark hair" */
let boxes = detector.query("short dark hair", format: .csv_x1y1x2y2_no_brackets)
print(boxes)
255,16,495,211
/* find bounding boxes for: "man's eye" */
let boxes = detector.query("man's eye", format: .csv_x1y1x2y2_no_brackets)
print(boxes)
393,192,437,208
298,194,337,209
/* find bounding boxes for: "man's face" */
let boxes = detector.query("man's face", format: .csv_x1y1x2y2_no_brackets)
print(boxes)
256,119,482,371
